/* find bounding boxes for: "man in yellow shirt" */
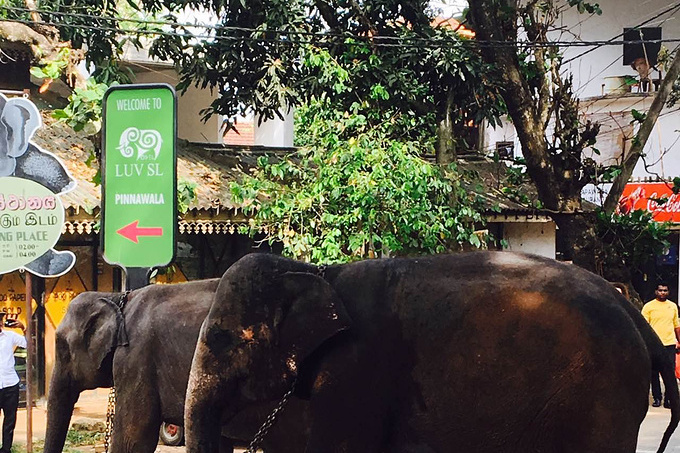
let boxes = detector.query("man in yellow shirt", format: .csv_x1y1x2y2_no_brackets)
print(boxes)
641,283,680,408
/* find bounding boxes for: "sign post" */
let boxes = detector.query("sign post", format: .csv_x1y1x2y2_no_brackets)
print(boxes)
101,84,177,289
0,92,77,453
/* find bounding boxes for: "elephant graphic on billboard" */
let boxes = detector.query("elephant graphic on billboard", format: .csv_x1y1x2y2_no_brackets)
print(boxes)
117,127,163,160
0,93,76,277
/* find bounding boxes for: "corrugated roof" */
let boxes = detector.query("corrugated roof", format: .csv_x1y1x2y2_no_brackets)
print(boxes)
34,113,249,218
33,114,100,217
35,110,555,223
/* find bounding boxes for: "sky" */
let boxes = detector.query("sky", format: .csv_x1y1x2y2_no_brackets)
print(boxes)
429,0,468,18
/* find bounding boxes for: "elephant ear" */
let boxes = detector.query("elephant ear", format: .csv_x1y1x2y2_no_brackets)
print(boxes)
1,97,40,158
81,300,119,371
277,272,351,370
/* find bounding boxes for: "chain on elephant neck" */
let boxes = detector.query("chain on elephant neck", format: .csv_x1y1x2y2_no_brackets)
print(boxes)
104,387,116,453
246,379,297,453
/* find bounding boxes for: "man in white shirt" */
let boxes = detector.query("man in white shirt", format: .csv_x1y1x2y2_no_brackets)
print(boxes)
0,312,26,453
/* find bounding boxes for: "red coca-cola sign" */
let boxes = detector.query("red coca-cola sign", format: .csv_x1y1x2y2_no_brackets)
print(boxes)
618,183,680,222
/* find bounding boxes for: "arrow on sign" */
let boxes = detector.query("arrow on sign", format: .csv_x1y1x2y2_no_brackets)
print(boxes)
117,220,163,243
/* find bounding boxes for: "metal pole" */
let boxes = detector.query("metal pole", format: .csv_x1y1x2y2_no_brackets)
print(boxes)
25,272,32,453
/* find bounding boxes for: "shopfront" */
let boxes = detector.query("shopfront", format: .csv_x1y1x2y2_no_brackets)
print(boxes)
619,182,680,302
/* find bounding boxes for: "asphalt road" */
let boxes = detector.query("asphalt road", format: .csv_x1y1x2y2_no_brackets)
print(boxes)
638,406,680,452
129,406,680,453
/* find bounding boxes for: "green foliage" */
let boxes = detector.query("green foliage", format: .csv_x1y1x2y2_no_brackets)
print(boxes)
177,180,198,214
9,423,104,453
29,48,71,80
631,109,647,124
567,0,602,15
596,209,672,273
65,424,106,446
498,158,542,208
231,102,487,264
145,0,505,142
52,79,109,136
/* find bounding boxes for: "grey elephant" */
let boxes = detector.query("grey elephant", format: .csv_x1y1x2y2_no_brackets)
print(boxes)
44,279,309,453
185,251,679,453
0,93,76,277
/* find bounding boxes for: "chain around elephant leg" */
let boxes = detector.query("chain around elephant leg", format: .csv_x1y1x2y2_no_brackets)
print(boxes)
104,387,116,453
246,379,297,453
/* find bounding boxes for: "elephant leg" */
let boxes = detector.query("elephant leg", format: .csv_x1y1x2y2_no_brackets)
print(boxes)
111,389,161,453
304,384,388,452
218,436,234,453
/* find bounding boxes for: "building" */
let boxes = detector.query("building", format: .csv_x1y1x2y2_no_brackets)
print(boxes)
483,0,680,299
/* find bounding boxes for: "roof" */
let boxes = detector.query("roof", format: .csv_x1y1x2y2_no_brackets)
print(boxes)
34,109,556,232
34,113,252,221
458,155,541,213
34,112,298,224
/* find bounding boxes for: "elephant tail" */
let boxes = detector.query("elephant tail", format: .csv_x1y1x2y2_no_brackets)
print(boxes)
656,350,679,453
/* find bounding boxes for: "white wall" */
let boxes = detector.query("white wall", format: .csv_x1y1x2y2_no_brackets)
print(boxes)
131,68,221,143
484,0,680,180
580,95,680,179
254,109,295,147
503,222,556,258
560,0,680,98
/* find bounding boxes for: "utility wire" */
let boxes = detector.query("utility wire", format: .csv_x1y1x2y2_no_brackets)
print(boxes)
3,6,680,49
562,1,680,64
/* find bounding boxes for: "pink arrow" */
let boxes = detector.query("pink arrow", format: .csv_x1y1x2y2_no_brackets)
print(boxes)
117,220,163,243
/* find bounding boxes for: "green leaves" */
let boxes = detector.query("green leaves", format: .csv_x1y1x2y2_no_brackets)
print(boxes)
177,180,198,214
631,109,647,124
568,0,602,15
596,208,671,273
52,79,109,136
231,102,487,264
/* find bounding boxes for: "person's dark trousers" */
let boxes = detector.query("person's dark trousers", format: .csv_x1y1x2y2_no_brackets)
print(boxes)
0,384,19,453
651,345,677,404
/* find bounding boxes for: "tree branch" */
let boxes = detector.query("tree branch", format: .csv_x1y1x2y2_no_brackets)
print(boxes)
0,21,57,62
602,48,680,214
313,0,341,32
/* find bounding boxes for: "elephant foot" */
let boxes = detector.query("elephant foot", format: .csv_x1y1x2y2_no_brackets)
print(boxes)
24,249,76,277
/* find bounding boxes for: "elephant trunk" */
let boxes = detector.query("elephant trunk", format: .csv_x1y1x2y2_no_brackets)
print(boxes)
44,370,80,453
185,346,232,453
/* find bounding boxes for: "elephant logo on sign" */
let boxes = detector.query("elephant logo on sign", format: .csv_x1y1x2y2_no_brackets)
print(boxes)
117,127,163,160
0,93,76,278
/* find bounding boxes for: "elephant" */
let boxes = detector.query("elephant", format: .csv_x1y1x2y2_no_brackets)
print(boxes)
185,251,679,453
44,279,310,453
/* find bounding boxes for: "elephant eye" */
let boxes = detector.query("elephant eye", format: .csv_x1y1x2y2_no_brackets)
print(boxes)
206,325,236,350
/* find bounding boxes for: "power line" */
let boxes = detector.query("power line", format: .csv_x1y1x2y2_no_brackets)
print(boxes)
3,6,680,50
562,1,680,64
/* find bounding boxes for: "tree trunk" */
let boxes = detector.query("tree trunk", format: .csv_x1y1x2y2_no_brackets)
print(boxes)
602,48,680,215
552,211,597,271
435,91,457,165
44,371,80,453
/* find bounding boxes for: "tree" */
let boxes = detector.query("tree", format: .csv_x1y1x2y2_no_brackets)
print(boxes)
147,0,507,162
0,0,507,162
231,97,488,264
466,0,680,275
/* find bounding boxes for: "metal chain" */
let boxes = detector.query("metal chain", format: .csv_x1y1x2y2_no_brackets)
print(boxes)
104,387,116,453
246,380,296,453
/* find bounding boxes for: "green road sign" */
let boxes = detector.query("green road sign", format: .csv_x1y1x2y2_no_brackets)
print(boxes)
102,84,177,268
0,177,66,274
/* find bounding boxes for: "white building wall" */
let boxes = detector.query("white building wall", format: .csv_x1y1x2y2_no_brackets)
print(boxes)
560,0,680,99
484,0,680,180
131,68,221,144
502,222,556,258
254,109,295,147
